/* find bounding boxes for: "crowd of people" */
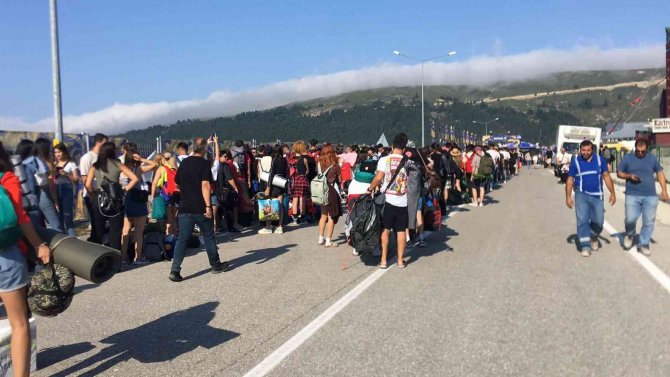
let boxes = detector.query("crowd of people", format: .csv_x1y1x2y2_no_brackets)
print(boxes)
4,130,668,376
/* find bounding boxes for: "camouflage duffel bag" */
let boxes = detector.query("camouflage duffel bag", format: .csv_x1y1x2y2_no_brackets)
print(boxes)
27,263,75,317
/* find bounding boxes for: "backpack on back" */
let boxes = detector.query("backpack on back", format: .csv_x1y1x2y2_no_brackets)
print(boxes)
310,165,332,206
478,155,494,176
97,177,125,217
0,173,23,249
305,155,317,181
164,168,179,196
354,159,377,183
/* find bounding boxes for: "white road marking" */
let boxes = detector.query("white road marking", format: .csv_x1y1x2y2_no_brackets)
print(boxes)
244,205,465,377
603,221,670,294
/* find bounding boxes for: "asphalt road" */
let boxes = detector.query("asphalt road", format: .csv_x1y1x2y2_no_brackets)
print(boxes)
33,167,670,376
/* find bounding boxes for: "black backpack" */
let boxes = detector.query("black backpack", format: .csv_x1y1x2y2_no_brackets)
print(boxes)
305,155,318,181
142,229,165,262
98,177,124,217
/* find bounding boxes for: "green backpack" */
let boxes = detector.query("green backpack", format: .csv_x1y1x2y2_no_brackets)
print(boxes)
477,155,494,177
0,173,24,249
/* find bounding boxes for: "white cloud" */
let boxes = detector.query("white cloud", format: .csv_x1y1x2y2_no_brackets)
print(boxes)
2,44,664,135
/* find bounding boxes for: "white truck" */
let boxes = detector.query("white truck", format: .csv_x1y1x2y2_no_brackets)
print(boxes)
555,125,602,154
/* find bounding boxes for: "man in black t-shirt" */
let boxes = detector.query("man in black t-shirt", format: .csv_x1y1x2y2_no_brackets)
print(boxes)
169,137,228,282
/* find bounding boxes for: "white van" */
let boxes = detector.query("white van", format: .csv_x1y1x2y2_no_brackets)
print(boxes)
555,125,602,154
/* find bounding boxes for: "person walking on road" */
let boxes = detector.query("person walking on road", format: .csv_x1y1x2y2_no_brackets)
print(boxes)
169,137,229,282
565,140,616,257
616,139,669,256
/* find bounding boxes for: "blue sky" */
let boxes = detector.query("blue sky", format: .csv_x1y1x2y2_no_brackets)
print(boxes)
0,0,667,132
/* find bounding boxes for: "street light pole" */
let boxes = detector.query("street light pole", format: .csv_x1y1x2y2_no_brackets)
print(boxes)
473,118,499,140
393,50,456,147
49,0,64,142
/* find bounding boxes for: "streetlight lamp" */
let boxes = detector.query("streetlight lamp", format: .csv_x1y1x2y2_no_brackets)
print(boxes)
472,117,499,137
393,50,456,147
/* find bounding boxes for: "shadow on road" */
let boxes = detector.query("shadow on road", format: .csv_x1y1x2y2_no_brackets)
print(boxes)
38,342,96,369
566,233,615,252
227,244,296,271
49,302,239,377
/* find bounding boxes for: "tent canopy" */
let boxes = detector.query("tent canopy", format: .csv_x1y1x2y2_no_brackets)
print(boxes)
376,133,389,147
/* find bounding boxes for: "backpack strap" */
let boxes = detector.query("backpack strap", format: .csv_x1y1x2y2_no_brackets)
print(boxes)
383,156,407,194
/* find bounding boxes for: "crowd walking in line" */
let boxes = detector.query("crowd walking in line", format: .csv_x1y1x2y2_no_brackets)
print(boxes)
1,130,668,376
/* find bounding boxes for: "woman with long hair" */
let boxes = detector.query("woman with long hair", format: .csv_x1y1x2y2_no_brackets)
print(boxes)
53,143,79,236
289,140,310,225
85,142,139,251
120,143,156,264
317,143,343,247
152,152,179,235
260,144,289,234
0,141,51,377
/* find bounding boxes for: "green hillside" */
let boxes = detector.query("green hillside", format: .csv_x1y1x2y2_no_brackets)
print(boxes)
119,68,666,146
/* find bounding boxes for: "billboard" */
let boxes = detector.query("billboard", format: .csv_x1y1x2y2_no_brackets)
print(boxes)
652,118,670,133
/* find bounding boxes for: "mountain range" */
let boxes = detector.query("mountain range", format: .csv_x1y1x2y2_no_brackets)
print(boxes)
118,68,666,146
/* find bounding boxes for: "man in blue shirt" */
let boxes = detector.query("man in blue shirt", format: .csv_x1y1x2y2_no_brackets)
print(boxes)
565,140,616,257
616,139,669,256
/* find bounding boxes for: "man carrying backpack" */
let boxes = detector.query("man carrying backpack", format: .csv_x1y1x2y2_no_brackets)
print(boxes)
367,133,411,269
169,137,229,282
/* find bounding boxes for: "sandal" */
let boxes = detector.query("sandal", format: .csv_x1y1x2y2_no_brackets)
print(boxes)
377,263,388,269
324,243,339,248
397,260,408,269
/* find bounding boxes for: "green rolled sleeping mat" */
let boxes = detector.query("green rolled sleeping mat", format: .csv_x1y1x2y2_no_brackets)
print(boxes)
35,227,121,284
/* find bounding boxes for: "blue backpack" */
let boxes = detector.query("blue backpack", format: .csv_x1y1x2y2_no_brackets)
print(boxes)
0,173,24,249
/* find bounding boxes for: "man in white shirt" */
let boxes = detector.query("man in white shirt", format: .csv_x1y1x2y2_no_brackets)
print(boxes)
499,148,511,181
555,147,572,183
79,133,107,242
367,133,410,269
486,145,501,190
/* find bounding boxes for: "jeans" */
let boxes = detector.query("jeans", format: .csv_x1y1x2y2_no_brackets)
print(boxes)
624,195,658,247
57,182,76,237
171,213,221,273
574,191,604,251
84,196,99,243
28,187,63,233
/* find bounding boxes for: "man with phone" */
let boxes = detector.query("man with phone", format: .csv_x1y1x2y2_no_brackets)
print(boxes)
617,139,669,256
565,140,616,257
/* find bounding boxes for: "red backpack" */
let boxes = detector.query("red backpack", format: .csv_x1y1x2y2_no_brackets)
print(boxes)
164,168,179,196
465,153,476,174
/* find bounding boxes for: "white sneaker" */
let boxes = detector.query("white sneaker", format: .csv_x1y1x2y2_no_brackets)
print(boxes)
623,235,634,250
478,202,483,207
470,202,478,207
581,249,591,257
258,228,273,234
352,248,360,256
274,227,284,234
638,246,651,256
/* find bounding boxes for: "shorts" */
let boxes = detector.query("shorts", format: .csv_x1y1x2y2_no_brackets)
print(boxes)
126,198,149,217
417,197,424,211
382,203,409,232
211,195,218,206
0,244,29,292
471,178,485,189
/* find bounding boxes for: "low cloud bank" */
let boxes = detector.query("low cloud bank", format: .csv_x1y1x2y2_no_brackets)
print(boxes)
2,44,663,134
